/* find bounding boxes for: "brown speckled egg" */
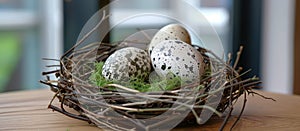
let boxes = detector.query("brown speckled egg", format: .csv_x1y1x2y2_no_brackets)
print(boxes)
102,47,151,81
148,24,191,55
150,40,204,83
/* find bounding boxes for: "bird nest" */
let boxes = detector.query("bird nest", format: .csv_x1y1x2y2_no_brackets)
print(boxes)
40,12,271,131
41,43,268,130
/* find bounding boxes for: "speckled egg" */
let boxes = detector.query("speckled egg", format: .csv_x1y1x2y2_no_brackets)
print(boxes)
102,47,151,81
151,40,204,83
148,24,191,55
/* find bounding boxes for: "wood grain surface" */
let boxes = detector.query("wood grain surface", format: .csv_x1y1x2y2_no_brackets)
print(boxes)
0,89,300,131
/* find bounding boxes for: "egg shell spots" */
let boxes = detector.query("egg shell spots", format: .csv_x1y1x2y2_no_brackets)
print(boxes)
102,47,151,81
148,24,191,55
151,40,204,83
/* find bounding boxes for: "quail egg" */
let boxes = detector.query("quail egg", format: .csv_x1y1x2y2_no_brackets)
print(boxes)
148,24,191,55
102,47,151,81
150,40,204,83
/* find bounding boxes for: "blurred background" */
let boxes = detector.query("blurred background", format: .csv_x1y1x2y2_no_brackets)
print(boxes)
0,0,299,95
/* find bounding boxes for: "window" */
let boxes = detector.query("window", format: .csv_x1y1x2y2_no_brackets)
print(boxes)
0,0,62,92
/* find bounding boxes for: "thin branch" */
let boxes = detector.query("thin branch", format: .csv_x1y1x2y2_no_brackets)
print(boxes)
233,46,243,69
48,105,91,123
230,89,247,130
247,91,276,101
42,70,60,75
219,76,234,131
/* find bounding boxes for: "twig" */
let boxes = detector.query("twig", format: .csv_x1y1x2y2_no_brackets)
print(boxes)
247,90,276,101
104,84,140,93
42,58,60,61
137,28,152,41
230,89,247,130
219,76,234,131
42,70,60,75
233,46,243,69
48,105,91,123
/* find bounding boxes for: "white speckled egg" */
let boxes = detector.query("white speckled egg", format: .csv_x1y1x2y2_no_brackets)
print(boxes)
102,47,151,81
148,24,191,55
151,40,204,83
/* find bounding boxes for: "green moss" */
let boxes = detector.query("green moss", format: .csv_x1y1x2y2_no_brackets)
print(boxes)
90,62,183,92
89,62,114,87
147,73,182,92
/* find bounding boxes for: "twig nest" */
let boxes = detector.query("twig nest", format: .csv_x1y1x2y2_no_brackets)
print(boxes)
40,11,265,131
102,47,151,81
151,40,204,83
148,24,191,55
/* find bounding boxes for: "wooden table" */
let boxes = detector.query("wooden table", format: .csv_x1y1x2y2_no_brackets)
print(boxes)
0,89,300,131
